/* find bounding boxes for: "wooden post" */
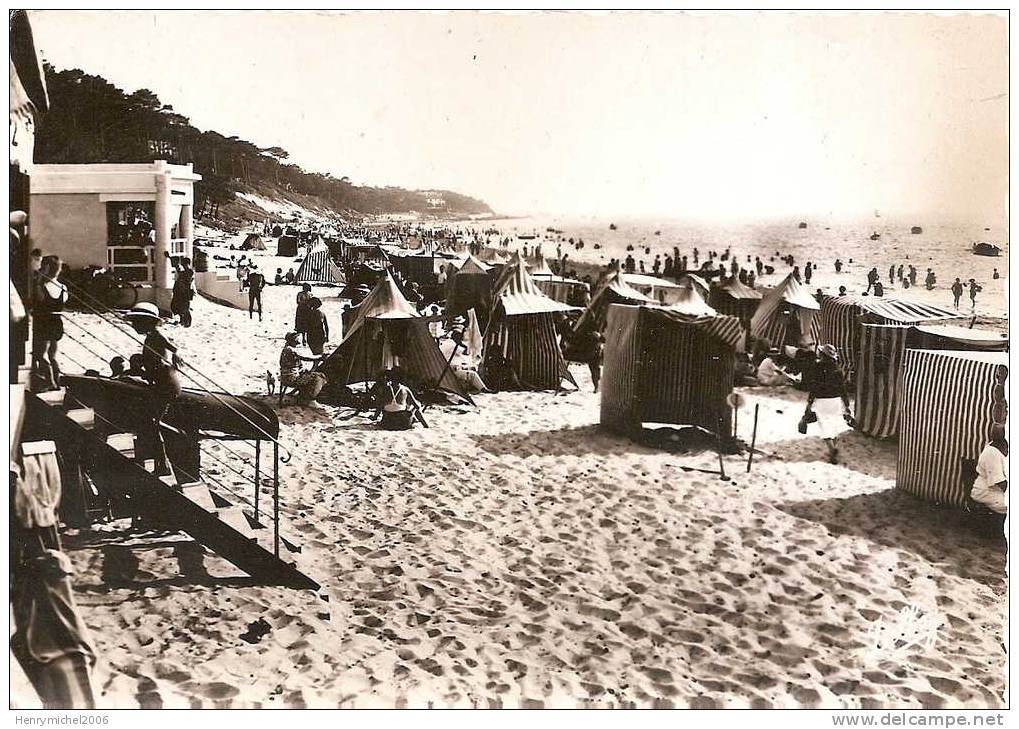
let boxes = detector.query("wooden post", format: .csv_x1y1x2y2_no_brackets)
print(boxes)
717,417,729,481
254,439,261,523
746,403,761,473
273,440,280,558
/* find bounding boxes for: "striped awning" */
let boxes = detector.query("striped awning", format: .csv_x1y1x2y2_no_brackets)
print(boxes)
913,324,1008,348
492,258,579,316
830,295,961,324
750,273,820,344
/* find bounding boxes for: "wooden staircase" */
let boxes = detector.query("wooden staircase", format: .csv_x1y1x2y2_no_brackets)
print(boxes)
25,390,320,590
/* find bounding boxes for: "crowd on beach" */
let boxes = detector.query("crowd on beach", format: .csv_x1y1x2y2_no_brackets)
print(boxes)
24,210,1008,519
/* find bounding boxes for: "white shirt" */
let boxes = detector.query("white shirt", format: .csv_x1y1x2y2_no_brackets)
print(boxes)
757,357,790,386
972,442,1007,514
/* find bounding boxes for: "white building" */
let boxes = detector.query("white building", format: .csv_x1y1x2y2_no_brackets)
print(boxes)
30,161,202,311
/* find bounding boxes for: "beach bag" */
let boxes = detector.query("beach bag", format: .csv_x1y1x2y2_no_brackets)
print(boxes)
380,410,414,431
797,408,818,434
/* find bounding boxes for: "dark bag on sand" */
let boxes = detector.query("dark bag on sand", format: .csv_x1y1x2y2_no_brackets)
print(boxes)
380,410,414,431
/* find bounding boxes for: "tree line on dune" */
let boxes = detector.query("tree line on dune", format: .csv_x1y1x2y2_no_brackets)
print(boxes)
34,64,493,218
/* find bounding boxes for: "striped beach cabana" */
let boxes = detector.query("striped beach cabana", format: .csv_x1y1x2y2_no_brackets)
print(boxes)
750,273,820,348
897,349,1008,508
575,263,653,333
481,257,579,391
318,272,469,400
295,240,345,284
528,258,590,306
818,295,961,381
854,323,1008,438
600,298,744,438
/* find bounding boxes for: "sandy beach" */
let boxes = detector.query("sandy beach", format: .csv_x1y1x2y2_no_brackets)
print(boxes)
56,275,1007,709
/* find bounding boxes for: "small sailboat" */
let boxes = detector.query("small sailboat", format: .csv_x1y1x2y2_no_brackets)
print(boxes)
973,242,1002,257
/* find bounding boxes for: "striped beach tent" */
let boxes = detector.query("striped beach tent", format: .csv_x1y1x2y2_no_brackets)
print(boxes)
481,257,579,391
709,276,762,322
575,263,653,333
622,273,686,305
318,272,469,400
600,302,743,437
896,350,1008,508
447,253,494,316
854,323,1008,439
750,273,820,348
819,295,961,381
295,241,345,284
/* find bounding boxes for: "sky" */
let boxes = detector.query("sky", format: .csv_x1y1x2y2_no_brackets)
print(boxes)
29,10,1008,222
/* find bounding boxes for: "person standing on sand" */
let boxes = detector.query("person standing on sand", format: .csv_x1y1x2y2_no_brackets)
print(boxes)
908,265,917,286
968,279,982,310
865,268,878,294
305,298,329,355
802,344,852,465
889,265,895,284
294,284,313,345
833,258,842,273
897,264,904,282
950,278,963,308
247,267,265,321
925,269,936,290
168,255,195,328
804,262,813,284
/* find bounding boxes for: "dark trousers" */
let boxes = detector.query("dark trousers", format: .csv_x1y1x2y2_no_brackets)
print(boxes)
248,289,262,319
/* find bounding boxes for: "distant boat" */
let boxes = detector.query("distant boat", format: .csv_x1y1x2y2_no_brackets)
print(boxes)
609,223,617,230
518,233,537,240
973,242,1002,257
869,232,881,240
911,226,923,234
654,230,661,236
798,221,807,229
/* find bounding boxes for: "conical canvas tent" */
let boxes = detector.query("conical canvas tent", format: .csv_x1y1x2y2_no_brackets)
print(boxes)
482,257,579,391
295,241,345,284
318,272,468,400
818,295,961,381
897,349,1008,508
709,276,762,322
750,273,820,347
600,300,744,437
526,256,556,277
240,233,266,250
446,254,494,317
854,323,1008,439
575,263,653,333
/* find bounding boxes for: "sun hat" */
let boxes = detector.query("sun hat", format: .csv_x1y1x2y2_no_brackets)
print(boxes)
124,302,161,320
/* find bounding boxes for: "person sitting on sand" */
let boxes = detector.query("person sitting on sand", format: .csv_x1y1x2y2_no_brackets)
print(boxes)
801,344,852,465
756,350,796,387
971,424,1007,514
484,350,524,392
274,268,285,285
374,369,424,431
284,268,296,284
444,330,489,394
279,332,327,402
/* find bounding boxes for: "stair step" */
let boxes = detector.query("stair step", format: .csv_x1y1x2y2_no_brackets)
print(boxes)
218,507,255,537
65,408,95,429
181,483,217,512
21,440,56,457
36,388,66,407
106,433,136,458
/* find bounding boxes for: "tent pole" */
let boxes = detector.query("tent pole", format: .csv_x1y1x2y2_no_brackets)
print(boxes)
273,440,279,557
746,403,760,473
254,439,261,523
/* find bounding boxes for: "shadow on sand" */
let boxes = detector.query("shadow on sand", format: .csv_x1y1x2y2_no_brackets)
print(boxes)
777,488,1005,588
761,428,900,481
